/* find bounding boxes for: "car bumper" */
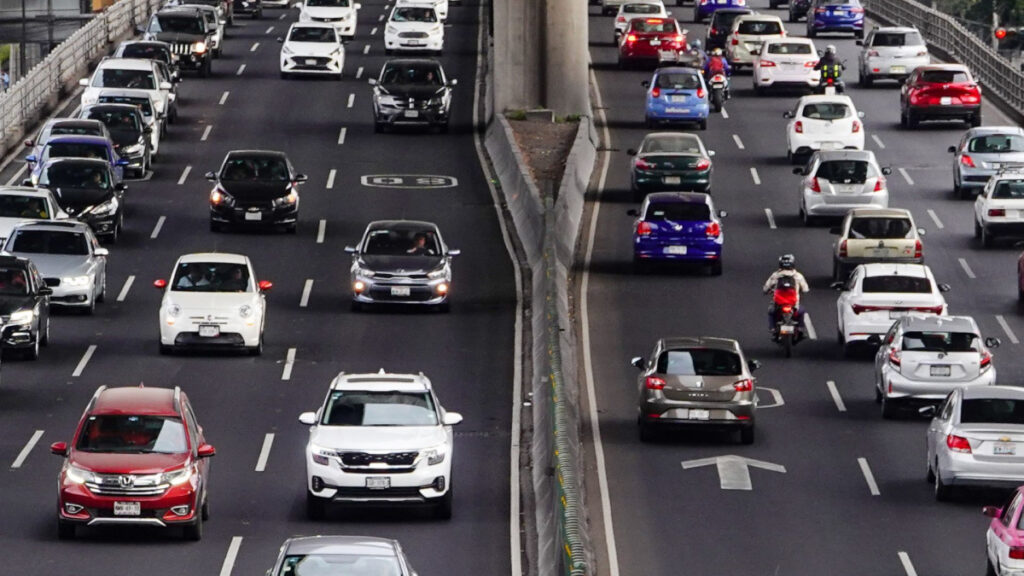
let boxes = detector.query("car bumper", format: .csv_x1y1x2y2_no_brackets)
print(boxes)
351,277,450,305
804,193,888,215
843,315,914,342
160,319,262,348
863,57,929,78
756,71,819,88
980,220,1024,237
882,365,996,400
646,105,710,123
639,399,755,426
307,460,451,504
634,240,722,262
1,322,38,348
789,133,865,155
836,255,924,267
375,105,449,126
280,55,344,74
940,450,1024,488
49,282,96,307
384,35,443,52
910,104,980,121
210,204,298,227
57,483,200,528
633,172,712,192
810,17,864,32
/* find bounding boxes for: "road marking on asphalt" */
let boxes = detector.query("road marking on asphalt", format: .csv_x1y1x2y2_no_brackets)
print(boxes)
720,107,728,119
732,134,744,150
317,219,326,243
764,208,776,229
958,257,976,279
996,314,1020,344
898,552,918,576
116,275,135,302
220,537,243,576
871,134,886,149
347,94,354,108
219,91,229,105
926,208,943,229
72,345,97,377
371,26,378,35
282,348,296,380
378,13,384,21
151,215,166,239
826,380,847,412
201,125,212,141
300,279,313,307
236,64,246,76
363,44,370,55
326,169,336,189
338,127,347,144
804,313,818,340
255,433,274,472
758,387,785,408
681,455,786,490
858,457,881,495
750,167,760,185
5,164,26,186
278,12,286,19
177,165,191,185
11,430,44,469
265,25,274,34
356,66,364,79
250,42,259,52
898,167,914,185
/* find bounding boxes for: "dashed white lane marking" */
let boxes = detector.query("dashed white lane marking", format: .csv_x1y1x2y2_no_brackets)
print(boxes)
804,313,817,340
857,457,880,495
347,94,355,108
220,537,243,576
250,42,259,52
11,430,44,469
265,25,274,34
871,134,886,149
356,66,364,79
278,12,286,19
371,26,378,35
326,169,337,189
219,91,229,105
300,279,313,308
958,257,976,279
898,552,918,576
363,44,370,55
72,345,97,377
898,167,914,185
378,13,385,21
282,348,297,381
150,215,166,239
201,125,212,141
732,134,744,150
236,64,246,76
254,433,274,472
996,314,1020,344
317,219,326,244
116,275,135,302
5,164,27,186
750,167,760,185
926,209,943,230
720,107,729,119
338,127,347,144
764,208,776,229
826,380,846,412
177,165,191,185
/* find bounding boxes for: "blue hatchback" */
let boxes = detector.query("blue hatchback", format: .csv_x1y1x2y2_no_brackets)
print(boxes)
26,135,128,186
807,0,864,38
643,67,710,130
628,192,725,275
693,0,747,24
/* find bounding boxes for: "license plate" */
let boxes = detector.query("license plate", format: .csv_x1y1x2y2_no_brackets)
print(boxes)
889,310,908,319
890,65,905,74
689,409,710,420
780,324,795,334
365,476,391,490
198,324,220,338
650,39,662,46
405,110,420,118
664,245,687,255
834,10,846,15
871,248,892,257
664,176,682,185
670,95,688,103
995,443,1017,455
244,211,262,221
941,96,952,105
305,59,318,65
390,286,411,297
114,501,141,516
930,365,951,377
406,40,423,46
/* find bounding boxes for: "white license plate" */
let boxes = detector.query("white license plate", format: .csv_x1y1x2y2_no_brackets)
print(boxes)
670,95,688,103
941,96,952,105
404,110,420,118
833,10,846,15
664,245,688,255
889,310,908,319
871,248,892,257
305,59,318,65
650,39,662,46
689,409,710,420
890,65,905,74
114,501,141,516
930,365,951,377
198,324,220,338
244,211,262,221
995,443,1017,455
390,286,411,297
664,176,682,185
406,40,423,46
366,476,391,490
780,325,795,334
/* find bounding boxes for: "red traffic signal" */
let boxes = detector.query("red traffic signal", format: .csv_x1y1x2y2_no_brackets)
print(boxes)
996,27,1008,39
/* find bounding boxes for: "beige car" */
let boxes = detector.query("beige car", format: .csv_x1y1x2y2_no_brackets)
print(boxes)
725,14,786,68
831,207,925,280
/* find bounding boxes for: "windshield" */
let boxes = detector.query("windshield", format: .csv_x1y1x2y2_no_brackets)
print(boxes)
49,124,103,138
363,228,440,256
642,135,701,154
151,14,204,34
848,216,913,238
631,19,677,33
97,96,154,118
121,44,170,63
76,415,188,454
41,163,111,190
872,31,924,46
9,230,89,255
657,348,741,376
969,134,1024,154
320,390,438,426
961,399,1024,425
802,102,850,120
289,26,337,42
645,203,711,221
815,160,874,183
0,196,49,219
221,156,290,181
277,555,401,576
43,142,108,162
94,68,156,89
306,0,352,6
993,179,1024,199
656,72,701,89
768,42,813,55
902,331,978,352
381,63,443,85
920,69,970,83
171,262,251,292
624,3,661,13
861,274,932,293
0,267,29,295
392,6,437,21
86,109,141,133
738,19,782,35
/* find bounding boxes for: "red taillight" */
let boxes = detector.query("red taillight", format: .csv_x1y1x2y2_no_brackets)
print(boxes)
696,88,705,98
960,154,975,168
635,158,656,170
617,15,625,22
651,86,661,98
873,177,886,192
851,6,864,11
888,348,901,367
1011,547,1024,560
839,239,847,258
706,221,721,238
804,60,817,67
645,376,666,390
826,77,835,86
990,208,1006,217
946,434,972,453
695,158,711,170
962,92,980,104
733,379,753,392
626,33,638,43
914,239,922,259
912,305,944,314
981,349,992,370
851,303,884,314
709,26,717,35
637,221,653,236
794,120,803,133
815,7,827,12
852,120,861,133
809,177,821,193
760,59,777,67
909,91,922,105
780,305,793,314
731,35,739,46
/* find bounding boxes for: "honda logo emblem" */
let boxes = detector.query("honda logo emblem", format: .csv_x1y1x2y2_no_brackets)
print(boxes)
118,475,134,487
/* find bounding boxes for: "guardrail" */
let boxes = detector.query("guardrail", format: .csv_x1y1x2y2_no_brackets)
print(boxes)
0,0,161,152
864,0,1024,118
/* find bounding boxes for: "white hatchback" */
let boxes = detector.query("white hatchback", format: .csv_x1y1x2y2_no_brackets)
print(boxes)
279,23,345,79
297,0,361,39
753,37,819,93
385,3,444,54
79,59,174,127
974,171,1024,248
398,0,447,21
784,94,865,163
614,1,668,42
725,14,785,67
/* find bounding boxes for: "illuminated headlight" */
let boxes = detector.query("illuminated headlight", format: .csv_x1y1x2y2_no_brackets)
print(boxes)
272,190,298,208
310,445,334,466
386,25,399,34
210,188,234,206
422,445,446,466
62,275,91,287
9,309,34,325
427,268,446,279
239,304,254,318
87,197,119,217
194,41,207,54
162,465,194,486
123,142,144,155
281,45,294,55
65,464,96,484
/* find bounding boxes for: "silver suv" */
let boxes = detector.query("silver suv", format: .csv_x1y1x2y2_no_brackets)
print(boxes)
857,26,929,86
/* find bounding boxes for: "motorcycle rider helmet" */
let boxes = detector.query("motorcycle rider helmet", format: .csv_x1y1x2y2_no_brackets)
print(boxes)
692,39,702,50
825,44,837,56
778,254,796,270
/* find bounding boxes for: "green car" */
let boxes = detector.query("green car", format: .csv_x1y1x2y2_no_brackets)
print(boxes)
629,132,714,200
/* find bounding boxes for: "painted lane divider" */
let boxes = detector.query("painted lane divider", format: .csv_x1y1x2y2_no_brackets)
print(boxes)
803,313,817,340
898,552,918,576
177,165,191,185
857,457,880,495
898,167,914,185
732,134,744,150
219,91,229,105
356,66,364,79
236,64,246,76
317,219,326,244
871,134,885,149
958,257,976,279
11,430,44,469
250,42,260,52
326,169,336,189
201,125,212,141
750,167,760,185
255,434,274,472
151,215,166,239
826,380,846,412
300,279,313,308
764,208,776,229
73,344,97,377
220,537,243,576
116,275,135,302
347,94,355,108
926,208,943,229
282,348,296,380
996,314,1020,344
338,127,347,144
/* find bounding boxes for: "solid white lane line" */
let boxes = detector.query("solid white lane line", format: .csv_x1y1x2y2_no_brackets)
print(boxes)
250,42,259,52
219,91,229,105
356,66,364,79
300,279,313,308
871,134,886,149
326,169,336,189
857,457,880,495
236,64,246,76
72,345,97,377
826,380,846,412
116,275,135,302
317,219,326,244
254,434,274,472
898,552,918,576
11,430,44,469
996,314,1020,344
177,165,191,185
282,348,296,380
750,167,760,185
5,164,27,186
803,313,817,340
764,208,776,229
265,25,274,34
363,44,370,55
720,107,729,119
927,208,944,229
959,257,976,279
347,94,355,108
150,215,166,239
371,26,378,35
220,537,243,576
898,167,914,185
338,127,347,144
732,134,744,150
201,125,212,141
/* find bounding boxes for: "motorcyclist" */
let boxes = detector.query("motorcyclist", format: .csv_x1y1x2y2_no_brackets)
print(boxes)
813,44,845,89
703,47,731,97
688,39,707,68
762,254,810,335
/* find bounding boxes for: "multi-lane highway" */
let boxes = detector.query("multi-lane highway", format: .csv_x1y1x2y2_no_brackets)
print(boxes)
584,5,1024,575
0,1,517,574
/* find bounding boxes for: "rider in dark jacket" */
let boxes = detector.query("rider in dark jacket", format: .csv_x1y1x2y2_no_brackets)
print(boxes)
813,44,845,87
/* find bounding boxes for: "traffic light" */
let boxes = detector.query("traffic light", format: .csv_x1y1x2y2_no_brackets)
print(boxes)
995,26,1022,53
996,27,1008,40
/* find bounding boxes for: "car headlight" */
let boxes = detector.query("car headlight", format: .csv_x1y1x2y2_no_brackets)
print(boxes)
428,96,444,107
9,309,34,325
378,95,401,107
281,45,294,55
166,303,182,318
65,464,97,485
310,444,335,466
427,267,446,279
422,445,447,466
62,275,91,287
194,41,207,54
123,142,144,155
87,197,118,217
430,24,442,34
162,465,194,486
239,304,254,318
386,25,399,34
210,187,234,206
272,190,298,208
355,266,375,278
330,48,343,58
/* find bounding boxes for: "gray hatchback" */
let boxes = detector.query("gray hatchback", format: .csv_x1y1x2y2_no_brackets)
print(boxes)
949,126,1024,199
634,336,759,444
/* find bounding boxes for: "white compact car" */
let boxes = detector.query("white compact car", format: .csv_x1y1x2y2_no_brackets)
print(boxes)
753,38,819,94
857,26,930,86
156,253,270,355
833,262,950,351
614,1,668,42
79,59,175,128
297,0,361,39
4,221,108,313
279,23,345,79
784,94,865,163
725,14,786,68
90,88,165,156
397,0,447,21
974,170,1024,248
300,370,463,520
384,3,444,54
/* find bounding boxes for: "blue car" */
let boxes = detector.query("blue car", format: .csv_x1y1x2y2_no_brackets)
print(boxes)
25,135,127,187
806,0,864,38
643,67,710,130
693,0,746,24
628,191,725,275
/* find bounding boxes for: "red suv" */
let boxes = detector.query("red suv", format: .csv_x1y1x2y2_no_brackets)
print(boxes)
900,64,981,129
618,18,687,69
50,385,215,540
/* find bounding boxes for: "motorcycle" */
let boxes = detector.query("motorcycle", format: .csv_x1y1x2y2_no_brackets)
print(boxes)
708,72,729,112
768,278,805,357
819,75,846,95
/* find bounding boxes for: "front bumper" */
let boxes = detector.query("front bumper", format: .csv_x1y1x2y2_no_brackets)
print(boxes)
375,104,449,126
882,364,996,401
307,454,451,505
1,322,38,349
280,54,344,75
160,318,262,348
633,171,712,192
48,281,96,308
303,18,356,37
176,52,210,70
210,203,298,227
384,34,443,52
57,482,200,528
352,276,450,305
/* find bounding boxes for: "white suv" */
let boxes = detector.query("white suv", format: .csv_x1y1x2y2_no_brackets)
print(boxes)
79,59,176,125
300,370,463,520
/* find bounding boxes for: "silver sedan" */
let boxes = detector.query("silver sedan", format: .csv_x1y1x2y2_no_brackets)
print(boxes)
3,221,107,313
949,126,1024,199
266,535,418,575
796,149,891,226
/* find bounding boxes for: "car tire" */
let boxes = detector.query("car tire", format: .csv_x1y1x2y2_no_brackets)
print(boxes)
753,83,765,96
57,519,76,540
201,495,210,521
213,48,221,59
306,491,328,520
831,259,840,280
439,122,450,134
159,343,173,355
975,219,982,239
183,515,203,541
934,462,953,501
97,275,106,303
739,426,754,445
855,29,864,39
709,260,722,276
926,458,935,483
248,335,263,356
859,72,872,87
907,110,919,128
638,420,657,442
374,121,385,133
807,27,816,38
987,558,997,576
286,223,297,234
200,60,212,78
280,71,290,79
801,205,812,226
982,225,995,248
83,294,96,316
880,394,897,419
953,179,963,199
433,486,453,520
24,332,39,360
385,48,393,55
633,258,649,275
874,383,882,404
698,119,707,131
41,316,49,347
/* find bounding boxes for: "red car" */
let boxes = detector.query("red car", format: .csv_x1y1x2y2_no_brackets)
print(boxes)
50,385,216,540
900,64,981,129
618,18,687,69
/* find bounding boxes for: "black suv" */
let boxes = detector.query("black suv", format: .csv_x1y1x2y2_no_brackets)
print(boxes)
369,59,456,133
706,8,753,50
233,0,263,19
113,40,180,79
206,150,305,233
144,8,215,77
0,255,51,360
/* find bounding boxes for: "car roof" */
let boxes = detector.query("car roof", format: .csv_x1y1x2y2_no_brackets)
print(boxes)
157,6,207,16
798,94,856,105
897,314,977,333
225,149,288,159
177,252,249,264
871,26,919,33
658,336,740,352
917,63,969,72
645,132,701,143
283,536,399,557
330,371,433,392
120,40,171,47
962,385,1024,401
860,263,929,278
0,186,52,197
654,66,700,74
83,103,143,113
92,386,180,416
735,13,783,21
367,220,439,231
848,207,912,218
964,126,1024,137
814,149,876,162
11,221,91,235
44,135,111,146
385,57,443,66
97,58,156,70
289,21,337,29
645,191,711,204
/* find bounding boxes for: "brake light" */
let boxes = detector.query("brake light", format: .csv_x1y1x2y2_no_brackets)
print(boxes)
914,239,922,259
794,120,803,133
980,349,992,370
851,6,864,11
617,15,625,22
637,221,653,236
960,154,975,168
760,59,777,67
990,208,1006,217
709,26,717,35
912,305,944,314
626,33,638,43
646,18,663,23
645,376,666,390
780,305,793,314
852,120,861,133
696,88,705,98
815,7,827,12
851,303,884,314
706,221,721,237
909,91,922,105
873,177,886,192
673,34,685,44
695,158,711,170
826,77,835,86
635,158,656,170
804,60,817,67
1011,547,1024,560
888,348,901,367
839,239,847,257
946,434,972,453
733,378,753,392
867,50,879,57
731,32,738,45
651,86,661,98
962,93,980,104
809,177,821,193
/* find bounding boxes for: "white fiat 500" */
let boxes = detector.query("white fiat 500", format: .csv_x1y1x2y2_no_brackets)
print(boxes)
785,94,865,163
753,37,819,94
297,0,361,39
279,22,345,79
384,3,444,55
155,253,271,355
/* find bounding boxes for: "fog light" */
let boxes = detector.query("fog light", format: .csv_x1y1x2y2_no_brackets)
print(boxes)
312,476,325,491
436,283,448,294
170,505,190,516
433,476,445,492
353,281,365,293
64,503,84,514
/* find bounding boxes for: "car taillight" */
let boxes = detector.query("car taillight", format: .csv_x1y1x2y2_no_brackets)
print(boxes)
709,26,717,35
731,33,738,45
651,87,661,98
888,348,901,367
981,349,992,370
990,208,1007,217
960,154,975,168
760,59,777,67
839,239,847,257
908,91,922,105
867,50,879,57
626,34,638,43
809,177,821,193
645,376,666,390
873,177,886,192
695,158,711,170
795,120,803,133
912,305,944,314
617,15,626,22
696,88,705,98
706,221,721,237
851,6,864,11
852,120,861,133
851,303,883,314
815,7,827,12
781,305,793,314
946,434,972,453
962,92,980,104
733,379,753,392
804,60,817,67
1011,547,1024,560
637,221,653,236
635,158,656,170
914,239,922,259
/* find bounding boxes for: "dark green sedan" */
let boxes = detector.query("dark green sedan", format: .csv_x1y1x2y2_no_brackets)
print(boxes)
629,132,714,200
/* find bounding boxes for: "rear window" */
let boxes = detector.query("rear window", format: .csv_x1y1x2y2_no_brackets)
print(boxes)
992,179,1024,199
657,348,741,376
801,103,850,120
645,202,711,221
713,11,747,30
871,31,924,46
919,69,971,83
848,216,913,238
815,160,875,183
97,96,154,117
643,135,701,154
768,42,813,55
738,19,782,35
120,44,170,63
969,134,1024,153
0,196,49,219
656,72,701,89
902,331,978,352
632,19,677,33
95,68,156,90
624,3,661,13
961,399,1024,425
861,274,932,293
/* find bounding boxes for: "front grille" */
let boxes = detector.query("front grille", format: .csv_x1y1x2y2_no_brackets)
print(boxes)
373,272,429,280
398,31,428,38
340,451,418,467
86,474,169,497
170,42,194,55
293,56,330,67
312,16,340,22
186,315,230,326
44,277,60,287
233,198,274,209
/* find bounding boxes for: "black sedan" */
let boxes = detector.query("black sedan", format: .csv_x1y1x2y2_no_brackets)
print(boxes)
628,132,714,200
34,158,126,243
206,150,305,233
369,58,456,133
0,254,51,360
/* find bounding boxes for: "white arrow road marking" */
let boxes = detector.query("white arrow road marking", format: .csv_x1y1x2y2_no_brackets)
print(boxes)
73,345,97,377
116,275,135,302
282,348,296,380
220,537,243,576
927,209,943,229
826,380,846,412
996,314,1020,344
300,279,313,308
255,434,274,472
803,313,817,340
764,208,776,229
898,552,918,576
681,455,786,490
858,457,880,495
11,430,44,468
757,387,784,409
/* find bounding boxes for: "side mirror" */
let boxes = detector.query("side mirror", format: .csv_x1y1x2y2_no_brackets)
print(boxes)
293,1,303,8
857,111,865,118
783,111,793,119
985,337,1001,349
21,179,32,186
448,78,458,86
298,411,317,425
135,25,145,34
368,78,378,85
983,505,1003,519
641,80,650,88
95,247,109,257
938,283,951,293
39,286,53,296
258,280,273,292
25,155,37,164
947,145,957,154
159,81,172,90
630,356,645,369
747,359,761,372
917,228,926,237
718,209,728,218
447,248,461,257
627,209,639,217
294,174,308,183
881,167,892,175
866,334,882,345
50,441,68,456
197,443,216,458
114,183,126,191
354,2,361,7
626,148,637,156
442,412,463,426
204,171,217,181
830,281,846,291
154,278,168,289
792,167,804,175
918,405,936,417
344,245,357,254
78,78,89,87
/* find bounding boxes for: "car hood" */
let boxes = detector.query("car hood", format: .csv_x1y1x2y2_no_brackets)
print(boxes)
164,291,258,311
219,181,292,200
310,425,448,451
389,21,441,32
358,254,442,273
284,41,341,55
12,254,92,278
378,84,446,99
70,450,189,475
149,32,207,44
53,188,114,213
0,295,37,315
109,129,142,147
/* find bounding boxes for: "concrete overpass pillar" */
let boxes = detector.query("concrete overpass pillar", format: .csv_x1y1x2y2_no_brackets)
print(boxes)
544,0,589,116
